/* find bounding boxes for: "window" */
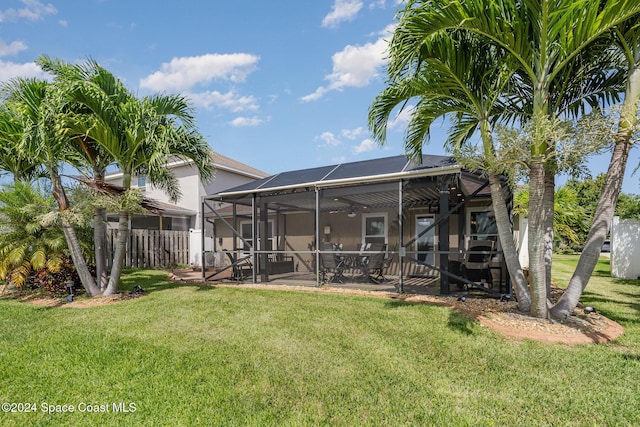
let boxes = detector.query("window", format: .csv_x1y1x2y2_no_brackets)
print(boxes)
240,221,274,252
467,208,498,241
362,213,387,245
137,175,146,191
415,214,435,265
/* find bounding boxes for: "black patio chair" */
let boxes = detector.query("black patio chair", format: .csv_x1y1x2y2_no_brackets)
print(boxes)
357,243,386,284
223,249,253,282
372,244,396,282
320,243,346,284
461,240,494,287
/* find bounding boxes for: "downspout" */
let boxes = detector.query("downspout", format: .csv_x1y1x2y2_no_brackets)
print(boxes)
398,179,404,293
315,186,321,287
252,193,257,284
201,200,205,282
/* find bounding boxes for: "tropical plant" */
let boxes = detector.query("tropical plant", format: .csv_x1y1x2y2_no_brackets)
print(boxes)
370,30,532,310
514,186,589,252
0,182,66,287
37,56,215,295
0,77,101,296
0,102,43,182
372,0,640,318
616,193,640,219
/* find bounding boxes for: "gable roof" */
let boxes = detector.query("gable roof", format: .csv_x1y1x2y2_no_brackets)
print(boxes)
104,150,269,180
211,152,269,179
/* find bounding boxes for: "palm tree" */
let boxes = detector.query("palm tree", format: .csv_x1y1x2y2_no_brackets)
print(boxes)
0,182,67,287
0,77,101,296
36,57,214,295
374,0,640,318
37,56,127,292
551,22,640,318
370,31,532,311
0,102,43,182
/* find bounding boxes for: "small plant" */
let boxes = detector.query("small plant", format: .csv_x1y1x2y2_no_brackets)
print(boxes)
26,259,86,297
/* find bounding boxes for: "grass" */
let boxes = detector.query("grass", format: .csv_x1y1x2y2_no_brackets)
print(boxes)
1,259,639,426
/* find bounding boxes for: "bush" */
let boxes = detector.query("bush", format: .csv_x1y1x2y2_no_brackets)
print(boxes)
23,260,89,297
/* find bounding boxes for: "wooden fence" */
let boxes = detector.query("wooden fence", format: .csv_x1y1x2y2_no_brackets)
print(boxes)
107,229,190,268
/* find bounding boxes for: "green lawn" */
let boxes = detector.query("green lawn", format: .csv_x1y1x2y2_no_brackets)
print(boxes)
1,257,640,426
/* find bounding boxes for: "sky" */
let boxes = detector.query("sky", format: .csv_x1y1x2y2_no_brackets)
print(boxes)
1,0,638,194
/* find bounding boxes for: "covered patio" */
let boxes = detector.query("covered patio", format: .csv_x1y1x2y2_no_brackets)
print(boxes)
200,155,512,296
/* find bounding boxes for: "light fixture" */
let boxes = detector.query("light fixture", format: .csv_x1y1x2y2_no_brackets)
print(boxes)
347,210,356,218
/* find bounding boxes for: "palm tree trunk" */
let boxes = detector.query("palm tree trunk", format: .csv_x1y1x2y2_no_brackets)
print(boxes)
528,157,549,318
488,172,531,312
550,54,640,319
94,207,108,291
50,173,101,297
92,169,108,291
104,210,129,295
543,164,555,298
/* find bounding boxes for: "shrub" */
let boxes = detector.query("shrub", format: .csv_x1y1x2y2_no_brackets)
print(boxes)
24,260,88,297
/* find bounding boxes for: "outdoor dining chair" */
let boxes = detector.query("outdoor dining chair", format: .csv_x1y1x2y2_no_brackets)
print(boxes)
461,239,495,287
320,243,347,284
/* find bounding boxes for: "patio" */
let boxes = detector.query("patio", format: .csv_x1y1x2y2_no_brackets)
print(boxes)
199,154,514,297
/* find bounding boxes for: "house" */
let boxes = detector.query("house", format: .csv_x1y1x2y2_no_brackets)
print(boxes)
104,151,269,231
102,151,268,268
202,154,522,295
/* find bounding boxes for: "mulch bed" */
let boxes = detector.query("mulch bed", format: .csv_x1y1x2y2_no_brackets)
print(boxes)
3,280,624,344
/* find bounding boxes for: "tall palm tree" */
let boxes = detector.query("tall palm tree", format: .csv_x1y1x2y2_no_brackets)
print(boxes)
0,78,101,296
375,0,640,318
551,22,640,318
370,32,532,310
37,56,127,292
36,57,214,295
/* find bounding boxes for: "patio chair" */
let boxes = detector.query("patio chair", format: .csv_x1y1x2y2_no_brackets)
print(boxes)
223,249,253,282
320,243,346,284
373,244,397,282
461,240,495,287
358,243,386,284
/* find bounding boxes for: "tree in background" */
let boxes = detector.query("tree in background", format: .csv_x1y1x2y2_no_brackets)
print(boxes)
514,186,589,253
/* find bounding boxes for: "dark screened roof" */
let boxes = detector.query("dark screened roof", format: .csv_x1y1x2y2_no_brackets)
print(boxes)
212,154,458,197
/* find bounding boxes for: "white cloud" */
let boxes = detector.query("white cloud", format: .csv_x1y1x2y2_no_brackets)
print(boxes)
368,0,387,9
316,131,342,147
186,90,258,112
322,0,363,28
0,39,27,57
341,127,366,140
387,105,414,130
0,60,47,82
301,35,388,102
140,53,260,92
0,0,56,22
353,138,377,154
230,116,264,127
58,19,67,27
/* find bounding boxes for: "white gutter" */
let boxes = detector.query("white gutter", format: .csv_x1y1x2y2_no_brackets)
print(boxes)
212,164,462,199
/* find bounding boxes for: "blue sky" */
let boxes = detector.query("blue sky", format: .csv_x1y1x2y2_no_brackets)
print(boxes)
1,0,638,194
